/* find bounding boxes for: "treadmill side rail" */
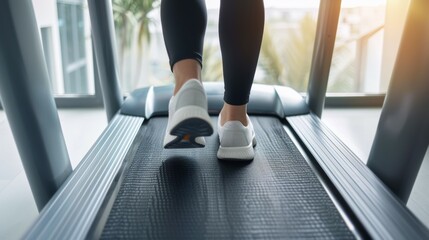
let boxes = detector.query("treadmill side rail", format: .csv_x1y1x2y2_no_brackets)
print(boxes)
24,114,144,240
288,114,429,239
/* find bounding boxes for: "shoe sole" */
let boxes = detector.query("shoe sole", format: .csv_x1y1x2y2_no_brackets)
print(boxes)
217,137,257,161
164,106,213,149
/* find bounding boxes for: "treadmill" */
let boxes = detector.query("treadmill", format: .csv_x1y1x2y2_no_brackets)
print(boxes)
1,0,429,239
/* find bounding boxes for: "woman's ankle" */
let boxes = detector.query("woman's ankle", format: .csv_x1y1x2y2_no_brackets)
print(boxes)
173,59,202,95
220,103,248,126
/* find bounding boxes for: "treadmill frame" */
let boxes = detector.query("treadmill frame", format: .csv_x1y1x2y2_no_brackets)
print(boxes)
22,83,429,239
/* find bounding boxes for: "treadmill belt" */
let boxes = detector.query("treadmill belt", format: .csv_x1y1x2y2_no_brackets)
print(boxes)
101,116,354,239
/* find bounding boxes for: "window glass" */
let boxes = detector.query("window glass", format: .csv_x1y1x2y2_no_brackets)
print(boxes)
57,0,93,94
34,0,94,95
328,0,387,94
258,1,319,92
113,0,320,93
31,0,402,97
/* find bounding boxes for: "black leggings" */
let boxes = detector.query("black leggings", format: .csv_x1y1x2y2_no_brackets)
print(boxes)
161,0,265,105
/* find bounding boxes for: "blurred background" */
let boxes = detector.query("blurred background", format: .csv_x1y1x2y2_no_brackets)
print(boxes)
32,0,393,96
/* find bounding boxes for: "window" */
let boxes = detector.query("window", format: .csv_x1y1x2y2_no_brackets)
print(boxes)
33,0,95,97
258,1,319,92
57,0,94,95
30,0,408,106
328,0,387,94
112,0,321,93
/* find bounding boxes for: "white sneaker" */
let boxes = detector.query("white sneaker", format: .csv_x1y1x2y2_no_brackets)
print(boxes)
217,114,256,160
163,79,213,148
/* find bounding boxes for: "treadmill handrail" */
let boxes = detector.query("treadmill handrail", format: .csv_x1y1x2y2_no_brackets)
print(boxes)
88,0,123,122
306,0,342,118
367,0,429,203
0,0,72,211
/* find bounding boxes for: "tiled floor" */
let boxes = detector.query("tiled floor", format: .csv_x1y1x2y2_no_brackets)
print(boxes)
0,108,428,239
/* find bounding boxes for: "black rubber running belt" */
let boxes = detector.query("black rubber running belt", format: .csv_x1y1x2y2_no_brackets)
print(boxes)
101,116,354,239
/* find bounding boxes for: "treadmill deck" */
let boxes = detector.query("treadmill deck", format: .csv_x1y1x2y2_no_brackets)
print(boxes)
101,116,354,239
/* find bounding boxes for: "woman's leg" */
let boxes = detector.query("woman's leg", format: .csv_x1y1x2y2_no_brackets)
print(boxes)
217,0,264,159
161,0,213,149
218,0,265,126
160,0,207,95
